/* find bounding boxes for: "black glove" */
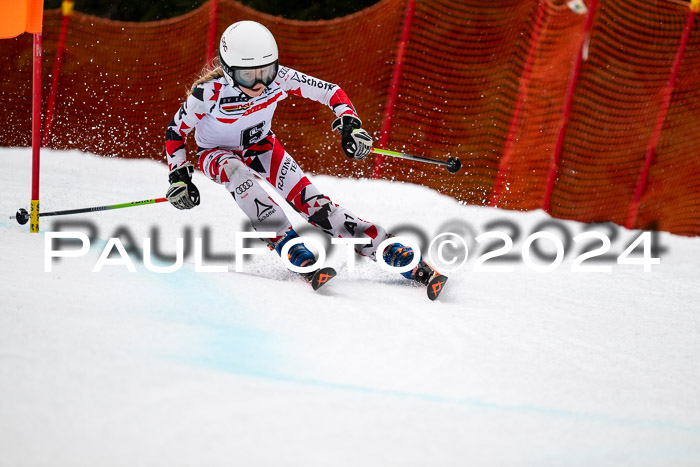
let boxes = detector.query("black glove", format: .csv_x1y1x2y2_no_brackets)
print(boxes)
331,115,373,160
166,163,200,210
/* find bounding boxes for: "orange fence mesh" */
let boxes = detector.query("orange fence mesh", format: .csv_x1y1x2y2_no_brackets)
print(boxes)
1,0,699,235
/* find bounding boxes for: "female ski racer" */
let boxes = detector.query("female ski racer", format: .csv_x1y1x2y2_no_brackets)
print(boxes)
164,20,437,288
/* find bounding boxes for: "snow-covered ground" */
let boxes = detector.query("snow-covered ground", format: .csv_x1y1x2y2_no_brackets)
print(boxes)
1,148,699,466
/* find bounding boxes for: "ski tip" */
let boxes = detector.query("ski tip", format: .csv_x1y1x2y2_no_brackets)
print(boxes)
427,274,448,301
311,267,337,291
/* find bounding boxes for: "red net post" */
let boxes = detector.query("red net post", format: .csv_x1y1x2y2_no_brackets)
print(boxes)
489,0,549,207
371,0,415,180
625,3,698,230
542,0,599,213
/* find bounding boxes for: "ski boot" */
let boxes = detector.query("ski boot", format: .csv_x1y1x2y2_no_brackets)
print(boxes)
269,229,336,290
383,242,417,279
383,242,448,300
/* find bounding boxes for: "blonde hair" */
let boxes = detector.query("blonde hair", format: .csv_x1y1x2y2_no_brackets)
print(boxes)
187,57,225,97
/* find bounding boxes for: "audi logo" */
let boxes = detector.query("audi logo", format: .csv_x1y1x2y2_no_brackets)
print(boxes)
236,179,254,194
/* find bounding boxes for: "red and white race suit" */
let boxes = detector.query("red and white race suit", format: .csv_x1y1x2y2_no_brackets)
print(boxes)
165,66,388,259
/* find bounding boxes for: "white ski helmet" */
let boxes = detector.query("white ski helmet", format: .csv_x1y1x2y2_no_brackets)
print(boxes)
218,21,279,89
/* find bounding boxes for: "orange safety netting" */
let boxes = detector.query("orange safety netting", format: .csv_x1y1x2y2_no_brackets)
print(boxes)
1,0,699,235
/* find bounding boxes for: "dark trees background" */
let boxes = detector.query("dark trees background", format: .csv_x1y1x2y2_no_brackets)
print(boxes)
43,0,380,21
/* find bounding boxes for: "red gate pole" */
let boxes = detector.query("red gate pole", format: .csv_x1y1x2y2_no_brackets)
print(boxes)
30,32,42,233
206,0,218,63
625,1,697,229
372,0,415,179
490,0,548,207
542,0,598,212
42,0,73,147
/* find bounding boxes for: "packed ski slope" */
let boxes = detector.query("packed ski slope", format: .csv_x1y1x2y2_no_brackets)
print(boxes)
1,148,699,466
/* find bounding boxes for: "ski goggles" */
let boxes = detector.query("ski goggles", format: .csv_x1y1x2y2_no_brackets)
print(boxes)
224,61,279,89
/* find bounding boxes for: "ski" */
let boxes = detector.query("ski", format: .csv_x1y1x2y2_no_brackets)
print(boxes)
427,274,448,301
299,262,447,298
305,266,337,291
410,259,448,301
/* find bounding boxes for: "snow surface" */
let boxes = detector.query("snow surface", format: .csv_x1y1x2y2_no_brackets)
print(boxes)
1,148,700,466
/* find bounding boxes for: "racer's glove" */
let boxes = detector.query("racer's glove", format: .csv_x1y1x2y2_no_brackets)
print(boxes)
166,163,200,210
332,115,373,160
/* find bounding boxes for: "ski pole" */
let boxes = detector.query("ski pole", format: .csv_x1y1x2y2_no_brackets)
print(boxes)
370,148,462,174
10,197,168,226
